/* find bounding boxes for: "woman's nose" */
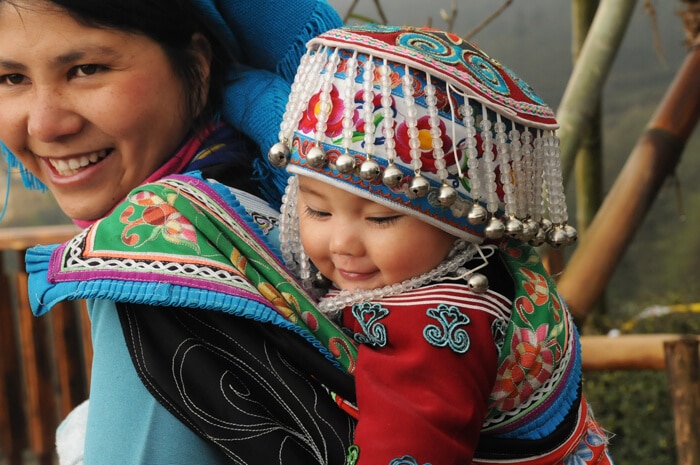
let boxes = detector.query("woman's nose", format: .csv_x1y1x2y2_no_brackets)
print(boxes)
27,87,82,142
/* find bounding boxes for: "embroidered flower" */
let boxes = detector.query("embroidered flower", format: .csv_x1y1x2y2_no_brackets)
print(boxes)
298,84,347,138
395,115,456,172
489,324,555,411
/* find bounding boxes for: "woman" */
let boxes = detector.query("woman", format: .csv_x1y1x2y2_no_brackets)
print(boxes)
0,1,357,464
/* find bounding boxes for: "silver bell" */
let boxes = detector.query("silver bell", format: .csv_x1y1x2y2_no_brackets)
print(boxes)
437,184,457,207
267,142,289,168
408,175,430,198
335,153,356,174
563,224,578,245
382,164,404,187
528,226,547,247
540,218,553,232
467,273,489,294
359,159,381,181
467,203,488,225
306,146,327,169
504,217,524,239
521,218,539,243
546,225,568,248
484,216,505,240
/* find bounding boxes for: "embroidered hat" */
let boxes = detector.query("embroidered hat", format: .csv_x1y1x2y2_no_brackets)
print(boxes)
270,24,577,248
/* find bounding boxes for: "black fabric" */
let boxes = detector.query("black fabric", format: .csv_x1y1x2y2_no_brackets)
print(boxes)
118,303,356,465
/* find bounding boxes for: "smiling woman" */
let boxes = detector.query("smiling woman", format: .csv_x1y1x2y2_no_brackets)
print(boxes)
0,1,358,464
0,7,195,220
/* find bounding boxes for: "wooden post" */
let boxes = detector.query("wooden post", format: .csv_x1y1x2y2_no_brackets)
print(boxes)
0,252,26,465
664,338,700,465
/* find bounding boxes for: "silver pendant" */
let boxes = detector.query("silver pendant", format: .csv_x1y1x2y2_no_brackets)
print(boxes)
484,216,505,240
335,153,356,174
504,217,524,239
382,164,404,187
438,184,457,207
467,203,488,225
467,273,489,293
408,175,430,197
267,141,290,168
359,159,381,181
306,146,327,169
546,225,568,248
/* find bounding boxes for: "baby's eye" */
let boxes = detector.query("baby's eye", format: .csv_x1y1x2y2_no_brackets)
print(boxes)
303,206,330,219
0,73,28,86
70,64,107,79
368,215,401,226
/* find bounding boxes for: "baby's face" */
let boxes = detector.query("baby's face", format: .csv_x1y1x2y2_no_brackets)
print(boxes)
296,175,456,291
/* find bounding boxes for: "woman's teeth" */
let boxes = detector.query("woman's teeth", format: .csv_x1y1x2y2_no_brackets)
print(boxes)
49,151,108,176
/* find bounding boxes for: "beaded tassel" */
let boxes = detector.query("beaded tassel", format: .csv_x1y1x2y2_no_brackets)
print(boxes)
336,50,359,174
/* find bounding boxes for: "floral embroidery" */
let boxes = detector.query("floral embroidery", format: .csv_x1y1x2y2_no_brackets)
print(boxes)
396,115,456,172
489,323,557,411
299,84,348,138
352,302,389,347
423,304,470,353
120,191,199,252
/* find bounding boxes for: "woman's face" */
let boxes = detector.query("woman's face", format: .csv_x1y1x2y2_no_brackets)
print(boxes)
0,1,196,220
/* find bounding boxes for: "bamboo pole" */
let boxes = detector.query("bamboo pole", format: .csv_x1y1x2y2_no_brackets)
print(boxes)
556,0,638,184
581,334,700,371
557,38,700,320
664,338,700,465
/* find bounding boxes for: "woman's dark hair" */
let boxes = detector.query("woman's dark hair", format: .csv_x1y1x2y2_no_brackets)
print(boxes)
18,0,231,133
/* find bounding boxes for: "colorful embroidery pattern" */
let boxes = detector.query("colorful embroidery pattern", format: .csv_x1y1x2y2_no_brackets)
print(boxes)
423,304,471,354
352,302,390,347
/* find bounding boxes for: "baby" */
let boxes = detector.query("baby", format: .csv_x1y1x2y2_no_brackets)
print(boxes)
270,24,614,465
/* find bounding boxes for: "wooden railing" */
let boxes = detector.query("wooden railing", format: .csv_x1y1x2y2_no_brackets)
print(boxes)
0,226,698,464
0,225,89,465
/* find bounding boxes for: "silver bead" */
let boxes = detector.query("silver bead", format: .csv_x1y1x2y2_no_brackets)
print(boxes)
528,226,547,247
306,146,326,169
335,153,356,174
521,218,539,243
467,203,488,225
382,164,404,187
437,184,457,207
546,225,568,248
408,175,430,198
467,273,489,294
267,142,289,168
504,217,524,239
359,159,381,181
484,216,505,240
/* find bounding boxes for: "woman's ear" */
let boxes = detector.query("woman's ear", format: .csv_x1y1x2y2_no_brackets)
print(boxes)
188,32,212,115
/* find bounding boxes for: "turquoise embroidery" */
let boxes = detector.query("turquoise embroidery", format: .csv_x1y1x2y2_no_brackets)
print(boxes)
492,318,508,355
352,302,389,347
389,455,433,465
423,304,470,353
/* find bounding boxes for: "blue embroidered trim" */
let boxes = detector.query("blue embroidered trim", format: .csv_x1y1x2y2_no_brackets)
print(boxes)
352,302,389,347
423,304,470,354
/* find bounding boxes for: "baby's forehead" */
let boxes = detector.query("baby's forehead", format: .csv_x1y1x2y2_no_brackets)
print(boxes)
296,174,395,209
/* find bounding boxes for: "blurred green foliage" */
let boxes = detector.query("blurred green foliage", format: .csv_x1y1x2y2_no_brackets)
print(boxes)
583,312,700,465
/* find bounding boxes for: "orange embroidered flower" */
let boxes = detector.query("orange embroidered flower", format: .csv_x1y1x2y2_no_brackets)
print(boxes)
490,324,555,411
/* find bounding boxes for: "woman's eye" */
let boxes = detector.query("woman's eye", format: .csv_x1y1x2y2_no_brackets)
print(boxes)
0,74,27,86
71,64,106,78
